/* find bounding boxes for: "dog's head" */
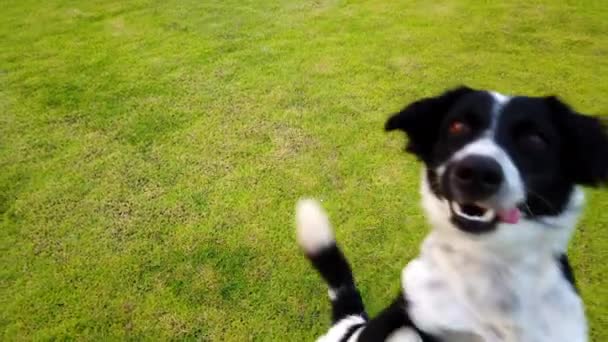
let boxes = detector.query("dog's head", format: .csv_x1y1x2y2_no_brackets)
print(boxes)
386,86,608,251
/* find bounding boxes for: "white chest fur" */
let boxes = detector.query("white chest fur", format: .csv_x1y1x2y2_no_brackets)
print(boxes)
402,234,587,342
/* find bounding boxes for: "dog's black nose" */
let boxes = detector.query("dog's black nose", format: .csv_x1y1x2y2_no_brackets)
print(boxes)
451,156,503,200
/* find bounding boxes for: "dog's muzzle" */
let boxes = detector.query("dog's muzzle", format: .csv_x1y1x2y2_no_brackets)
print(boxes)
444,155,521,233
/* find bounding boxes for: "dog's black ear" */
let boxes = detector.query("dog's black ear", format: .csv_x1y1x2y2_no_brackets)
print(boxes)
546,96,608,187
385,86,474,162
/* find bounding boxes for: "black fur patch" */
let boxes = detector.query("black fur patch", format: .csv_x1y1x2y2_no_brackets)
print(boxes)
307,244,367,323
308,244,356,291
557,254,578,293
357,295,441,342
546,97,608,187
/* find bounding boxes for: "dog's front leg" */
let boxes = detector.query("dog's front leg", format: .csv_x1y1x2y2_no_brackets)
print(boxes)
354,294,440,342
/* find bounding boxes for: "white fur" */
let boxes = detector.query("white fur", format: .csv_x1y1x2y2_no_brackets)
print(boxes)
327,288,338,301
386,327,423,342
489,91,510,132
490,91,510,105
296,199,335,254
411,174,587,341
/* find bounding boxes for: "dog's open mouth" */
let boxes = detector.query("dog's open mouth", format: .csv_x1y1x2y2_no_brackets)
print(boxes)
450,202,521,232
452,202,495,222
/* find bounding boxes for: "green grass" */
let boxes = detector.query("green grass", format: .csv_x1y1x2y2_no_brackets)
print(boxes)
1,0,607,340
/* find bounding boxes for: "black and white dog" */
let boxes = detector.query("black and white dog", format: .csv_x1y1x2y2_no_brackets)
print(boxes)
295,86,608,341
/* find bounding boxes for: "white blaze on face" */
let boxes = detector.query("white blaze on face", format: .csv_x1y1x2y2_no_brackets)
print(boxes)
438,92,525,213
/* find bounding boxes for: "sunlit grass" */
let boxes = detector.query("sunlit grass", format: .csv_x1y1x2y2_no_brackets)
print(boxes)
1,0,607,340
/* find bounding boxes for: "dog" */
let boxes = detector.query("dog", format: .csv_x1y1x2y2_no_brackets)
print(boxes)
295,86,608,341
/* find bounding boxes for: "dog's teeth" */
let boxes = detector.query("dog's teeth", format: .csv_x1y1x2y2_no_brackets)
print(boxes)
480,209,495,222
453,203,495,222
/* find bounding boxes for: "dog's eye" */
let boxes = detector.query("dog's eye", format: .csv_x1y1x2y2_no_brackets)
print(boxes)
448,120,470,136
519,133,548,151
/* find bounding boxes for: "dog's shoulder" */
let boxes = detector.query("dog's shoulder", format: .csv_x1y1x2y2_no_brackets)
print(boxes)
533,254,586,342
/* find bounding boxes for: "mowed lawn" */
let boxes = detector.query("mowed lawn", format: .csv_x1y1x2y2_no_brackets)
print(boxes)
1,0,607,340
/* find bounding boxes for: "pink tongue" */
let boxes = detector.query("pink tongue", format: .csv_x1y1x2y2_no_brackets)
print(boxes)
498,208,521,224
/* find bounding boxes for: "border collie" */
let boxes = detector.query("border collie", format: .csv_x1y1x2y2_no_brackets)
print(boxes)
295,86,608,341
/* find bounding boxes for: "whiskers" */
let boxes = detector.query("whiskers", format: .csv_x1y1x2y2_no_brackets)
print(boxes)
522,189,582,228
526,190,560,216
